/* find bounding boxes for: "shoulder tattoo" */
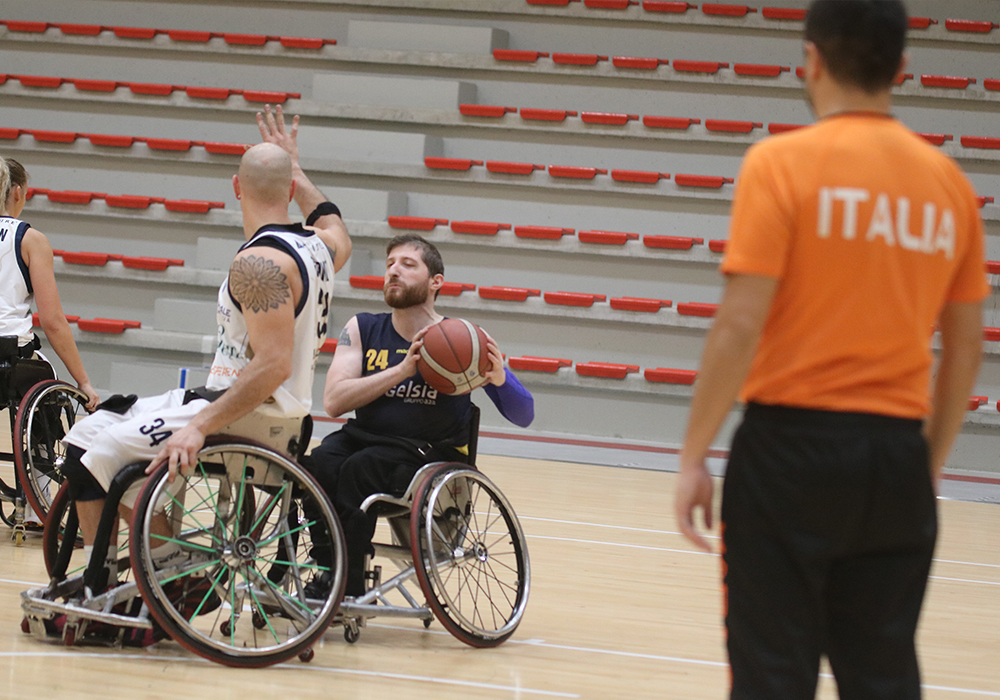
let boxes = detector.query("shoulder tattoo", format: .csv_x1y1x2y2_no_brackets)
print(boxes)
229,254,291,313
338,326,352,346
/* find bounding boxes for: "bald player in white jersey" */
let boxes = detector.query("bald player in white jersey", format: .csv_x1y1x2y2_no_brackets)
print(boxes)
60,114,350,590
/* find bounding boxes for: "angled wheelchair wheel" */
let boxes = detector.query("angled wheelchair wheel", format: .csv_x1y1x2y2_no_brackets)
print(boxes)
130,439,347,668
43,482,131,582
410,463,530,648
14,380,90,519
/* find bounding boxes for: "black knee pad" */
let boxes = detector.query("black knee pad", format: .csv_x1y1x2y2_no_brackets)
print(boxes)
61,444,107,501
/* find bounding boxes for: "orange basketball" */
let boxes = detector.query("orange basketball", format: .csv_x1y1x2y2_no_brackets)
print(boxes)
417,318,492,396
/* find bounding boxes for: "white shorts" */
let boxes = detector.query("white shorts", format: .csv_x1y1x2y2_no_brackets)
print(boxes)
64,389,307,509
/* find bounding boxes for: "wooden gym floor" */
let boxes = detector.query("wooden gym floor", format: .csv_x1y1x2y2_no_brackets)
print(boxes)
1,453,998,700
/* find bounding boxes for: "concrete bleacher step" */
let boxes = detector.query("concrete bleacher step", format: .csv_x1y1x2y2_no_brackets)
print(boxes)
345,19,508,54
313,72,476,110
154,299,218,335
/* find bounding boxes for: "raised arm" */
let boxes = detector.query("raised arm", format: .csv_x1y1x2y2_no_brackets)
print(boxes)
257,104,352,272
21,227,99,409
150,246,300,479
323,317,428,418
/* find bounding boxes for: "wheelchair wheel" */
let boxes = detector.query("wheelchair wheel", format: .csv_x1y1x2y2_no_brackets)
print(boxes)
130,439,346,668
14,380,90,519
410,463,530,648
43,482,130,582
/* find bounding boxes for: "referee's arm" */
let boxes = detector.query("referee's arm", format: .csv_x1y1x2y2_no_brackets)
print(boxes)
926,301,983,486
675,273,778,552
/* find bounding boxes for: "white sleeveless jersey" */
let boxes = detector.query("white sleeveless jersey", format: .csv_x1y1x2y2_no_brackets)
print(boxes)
206,223,335,418
0,216,35,345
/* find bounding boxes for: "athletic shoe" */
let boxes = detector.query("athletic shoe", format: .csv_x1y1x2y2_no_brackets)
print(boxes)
303,572,333,600
163,576,222,618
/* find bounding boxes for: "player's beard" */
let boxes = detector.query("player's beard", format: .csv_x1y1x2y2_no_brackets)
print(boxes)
384,279,429,308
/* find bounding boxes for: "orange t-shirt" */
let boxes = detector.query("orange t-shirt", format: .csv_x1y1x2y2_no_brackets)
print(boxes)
722,113,989,419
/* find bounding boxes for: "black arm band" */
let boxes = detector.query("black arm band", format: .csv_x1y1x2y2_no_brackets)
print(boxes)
306,201,342,227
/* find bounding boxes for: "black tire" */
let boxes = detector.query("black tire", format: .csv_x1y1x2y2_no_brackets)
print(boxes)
14,380,90,520
130,439,347,668
410,464,530,648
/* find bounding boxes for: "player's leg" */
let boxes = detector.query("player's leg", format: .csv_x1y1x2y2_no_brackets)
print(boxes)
824,425,936,700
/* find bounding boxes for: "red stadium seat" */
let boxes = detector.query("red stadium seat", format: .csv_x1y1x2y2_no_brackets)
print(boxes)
762,7,806,20
520,108,578,122
438,282,476,296
111,27,160,39
581,112,639,125
223,33,268,46
514,226,574,240
642,1,696,12
85,133,135,147
508,356,572,372
459,104,517,117
349,275,384,290
768,123,805,134
424,157,484,170
167,30,214,42
163,199,225,213
486,161,545,175
984,327,1000,341
121,256,184,271
708,240,727,253
0,127,16,141
62,251,119,266
526,0,581,6
29,129,78,143
985,261,1000,274
73,79,120,92
644,235,704,250
186,86,234,100
584,0,638,8
578,230,640,245
733,64,789,77
968,396,988,410
918,133,953,146
143,137,194,151
242,90,300,104
320,338,338,353
493,49,550,62
643,116,701,129
610,297,672,312
105,194,165,209
920,75,976,89
388,216,449,230
944,19,998,33
46,190,105,204
543,291,607,307
645,368,697,384
610,170,668,183
478,286,541,301
907,17,937,29
548,165,608,179
15,75,64,88
677,302,718,317
612,56,668,70
551,53,609,66
4,21,50,32
674,174,734,188
961,136,1000,149
58,23,104,35
576,362,639,379
977,197,994,208
672,60,729,74
278,36,336,49
705,119,763,133
451,221,511,235
203,142,250,155
985,79,1000,91
128,82,178,96
77,318,141,333
702,3,756,16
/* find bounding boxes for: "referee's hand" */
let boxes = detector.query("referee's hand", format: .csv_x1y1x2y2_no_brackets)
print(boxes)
674,461,715,553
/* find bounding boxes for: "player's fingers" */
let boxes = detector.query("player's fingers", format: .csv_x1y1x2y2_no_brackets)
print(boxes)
255,111,269,139
265,104,278,134
290,114,299,140
275,104,286,133
146,450,165,474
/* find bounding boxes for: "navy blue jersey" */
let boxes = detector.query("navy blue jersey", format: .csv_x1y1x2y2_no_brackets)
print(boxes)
354,312,472,444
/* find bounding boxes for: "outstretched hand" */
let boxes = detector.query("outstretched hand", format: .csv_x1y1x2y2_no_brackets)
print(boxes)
483,333,506,387
256,104,300,164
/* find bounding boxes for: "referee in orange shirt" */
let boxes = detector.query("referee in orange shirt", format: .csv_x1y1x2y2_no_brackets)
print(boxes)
675,2,988,699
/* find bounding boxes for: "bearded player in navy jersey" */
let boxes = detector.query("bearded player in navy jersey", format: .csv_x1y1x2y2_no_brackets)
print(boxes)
304,234,534,600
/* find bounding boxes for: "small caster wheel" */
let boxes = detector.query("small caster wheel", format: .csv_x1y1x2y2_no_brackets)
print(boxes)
423,618,432,629
220,620,233,636
14,530,24,546
252,611,266,630
298,647,315,663
344,626,360,644
20,617,30,634
63,626,76,646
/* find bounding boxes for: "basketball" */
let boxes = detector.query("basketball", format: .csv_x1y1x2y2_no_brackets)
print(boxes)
417,318,492,395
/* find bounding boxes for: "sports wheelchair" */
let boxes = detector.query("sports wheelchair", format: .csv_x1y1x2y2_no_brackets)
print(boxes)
20,409,531,666
0,335,91,544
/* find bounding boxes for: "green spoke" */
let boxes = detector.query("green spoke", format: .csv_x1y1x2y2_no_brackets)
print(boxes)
255,558,329,572
195,460,219,514
148,533,219,555
158,557,225,585
244,572,282,645
255,568,313,614
187,564,229,622
165,490,218,546
257,519,316,549
250,483,287,536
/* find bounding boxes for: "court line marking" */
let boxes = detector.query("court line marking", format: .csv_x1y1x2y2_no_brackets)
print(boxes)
929,575,1000,587
0,651,578,697
517,517,999,570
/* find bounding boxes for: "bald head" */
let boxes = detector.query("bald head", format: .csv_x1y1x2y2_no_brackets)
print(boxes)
237,143,293,206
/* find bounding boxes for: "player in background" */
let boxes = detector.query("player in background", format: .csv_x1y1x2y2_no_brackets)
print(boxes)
1,156,100,527
304,234,534,600
675,1,987,698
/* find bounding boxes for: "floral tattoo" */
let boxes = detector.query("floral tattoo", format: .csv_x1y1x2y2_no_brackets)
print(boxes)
230,255,290,313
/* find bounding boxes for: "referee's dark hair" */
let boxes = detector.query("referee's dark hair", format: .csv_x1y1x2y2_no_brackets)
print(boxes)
386,233,445,278
805,0,908,93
